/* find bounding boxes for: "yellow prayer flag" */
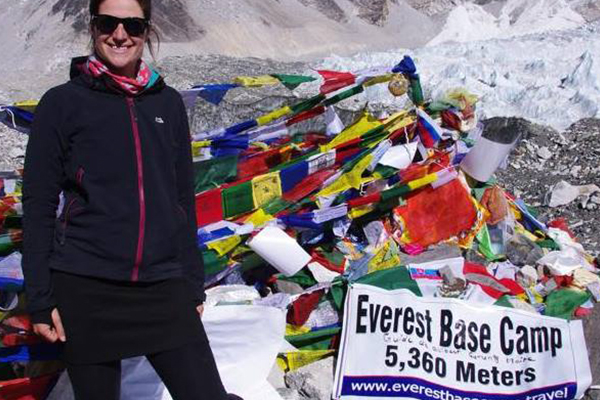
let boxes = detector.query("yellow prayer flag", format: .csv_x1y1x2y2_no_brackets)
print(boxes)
348,204,376,219
251,172,282,208
407,173,438,190
368,240,402,273
244,209,274,227
363,74,394,88
13,100,38,112
276,350,335,372
317,154,374,197
207,235,242,257
386,115,415,134
322,111,382,151
256,106,292,126
345,154,373,189
191,141,211,157
285,324,311,337
233,75,280,87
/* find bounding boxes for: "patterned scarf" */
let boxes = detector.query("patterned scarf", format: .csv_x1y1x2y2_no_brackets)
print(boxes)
87,55,155,95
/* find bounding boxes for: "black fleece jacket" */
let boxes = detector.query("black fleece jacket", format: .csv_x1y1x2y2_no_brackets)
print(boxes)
22,57,204,324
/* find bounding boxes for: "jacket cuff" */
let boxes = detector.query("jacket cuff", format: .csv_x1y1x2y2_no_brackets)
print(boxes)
195,291,206,306
30,307,54,326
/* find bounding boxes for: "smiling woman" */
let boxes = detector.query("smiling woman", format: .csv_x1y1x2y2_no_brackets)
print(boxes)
22,0,241,399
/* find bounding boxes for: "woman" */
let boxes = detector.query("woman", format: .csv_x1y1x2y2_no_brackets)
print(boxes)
22,0,237,398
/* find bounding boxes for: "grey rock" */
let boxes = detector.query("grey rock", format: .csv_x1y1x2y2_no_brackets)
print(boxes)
285,356,335,400
348,0,391,26
537,146,552,160
297,0,347,23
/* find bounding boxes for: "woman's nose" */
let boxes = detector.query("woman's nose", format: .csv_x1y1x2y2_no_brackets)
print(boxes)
112,23,128,40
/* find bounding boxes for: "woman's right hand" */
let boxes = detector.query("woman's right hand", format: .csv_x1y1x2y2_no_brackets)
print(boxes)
33,308,66,343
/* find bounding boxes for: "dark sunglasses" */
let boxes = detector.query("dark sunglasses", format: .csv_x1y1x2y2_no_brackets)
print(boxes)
92,14,149,37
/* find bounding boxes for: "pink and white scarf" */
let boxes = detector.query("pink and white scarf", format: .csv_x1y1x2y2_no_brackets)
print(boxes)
87,55,152,95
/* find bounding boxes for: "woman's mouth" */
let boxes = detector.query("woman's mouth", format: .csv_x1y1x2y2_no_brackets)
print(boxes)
108,45,132,54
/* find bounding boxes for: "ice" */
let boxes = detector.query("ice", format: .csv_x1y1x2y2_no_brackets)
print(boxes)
314,22,600,131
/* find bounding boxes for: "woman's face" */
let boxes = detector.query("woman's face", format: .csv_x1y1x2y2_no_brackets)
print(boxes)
93,0,147,77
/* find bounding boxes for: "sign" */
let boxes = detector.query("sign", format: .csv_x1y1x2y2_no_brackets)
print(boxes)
333,284,591,400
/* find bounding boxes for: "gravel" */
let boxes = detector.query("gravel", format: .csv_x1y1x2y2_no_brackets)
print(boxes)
494,117,600,258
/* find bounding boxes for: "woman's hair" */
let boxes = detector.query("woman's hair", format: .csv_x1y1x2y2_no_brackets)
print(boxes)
89,0,160,59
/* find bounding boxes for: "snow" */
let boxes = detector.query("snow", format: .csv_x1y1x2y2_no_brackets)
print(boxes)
429,0,587,46
313,22,600,130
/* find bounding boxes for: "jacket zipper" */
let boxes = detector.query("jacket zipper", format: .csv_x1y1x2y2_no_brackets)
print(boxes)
126,97,146,282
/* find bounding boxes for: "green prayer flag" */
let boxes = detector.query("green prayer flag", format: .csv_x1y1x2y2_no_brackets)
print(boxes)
271,74,317,91
356,266,421,296
494,295,514,309
194,155,238,194
476,224,503,261
545,289,591,320
329,278,348,311
223,181,254,218
409,78,424,106
323,85,364,107
380,184,411,202
203,250,228,276
0,234,15,257
239,252,265,273
286,327,341,351
290,94,326,114
537,239,561,251
278,269,318,288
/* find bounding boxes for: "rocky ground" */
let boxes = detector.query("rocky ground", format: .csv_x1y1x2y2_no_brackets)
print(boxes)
493,117,600,259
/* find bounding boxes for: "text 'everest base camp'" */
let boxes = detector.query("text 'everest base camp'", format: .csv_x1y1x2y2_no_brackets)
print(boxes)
0,0,600,399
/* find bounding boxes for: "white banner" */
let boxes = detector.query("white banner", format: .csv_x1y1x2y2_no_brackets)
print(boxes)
333,284,591,400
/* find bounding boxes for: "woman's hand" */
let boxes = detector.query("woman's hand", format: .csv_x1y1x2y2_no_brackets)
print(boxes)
33,308,66,343
196,304,204,318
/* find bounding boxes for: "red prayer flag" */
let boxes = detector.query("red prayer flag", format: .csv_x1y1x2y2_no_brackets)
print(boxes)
393,179,477,248
195,189,224,227
287,290,324,326
317,70,357,94
286,106,325,126
0,373,58,400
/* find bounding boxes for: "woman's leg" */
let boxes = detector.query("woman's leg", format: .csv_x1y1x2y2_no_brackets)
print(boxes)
67,360,121,400
146,340,228,400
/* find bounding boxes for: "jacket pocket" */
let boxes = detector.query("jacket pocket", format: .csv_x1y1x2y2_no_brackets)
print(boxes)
56,197,84,246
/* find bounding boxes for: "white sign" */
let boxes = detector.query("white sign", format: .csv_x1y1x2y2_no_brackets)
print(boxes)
333,284,591,400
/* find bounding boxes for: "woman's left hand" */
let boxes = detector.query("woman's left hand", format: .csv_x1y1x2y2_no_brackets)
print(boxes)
196,304,204,318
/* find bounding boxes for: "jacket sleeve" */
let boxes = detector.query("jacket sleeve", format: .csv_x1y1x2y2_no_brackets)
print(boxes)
22,88,66,324
174,93,206,304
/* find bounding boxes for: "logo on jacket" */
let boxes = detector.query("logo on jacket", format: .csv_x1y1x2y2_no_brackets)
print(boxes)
155,117,165,124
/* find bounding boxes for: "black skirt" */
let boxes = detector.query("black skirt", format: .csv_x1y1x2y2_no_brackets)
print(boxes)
51,270,208,365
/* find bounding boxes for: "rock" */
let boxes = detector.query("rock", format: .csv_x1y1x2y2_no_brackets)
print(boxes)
537,146,553,159
8,147,23,159
285,356,335,400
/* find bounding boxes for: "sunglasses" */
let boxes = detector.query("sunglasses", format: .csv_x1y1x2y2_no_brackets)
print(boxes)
92,14,149,37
